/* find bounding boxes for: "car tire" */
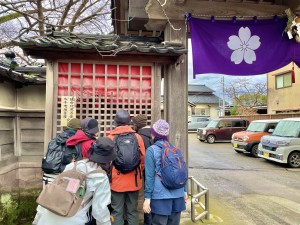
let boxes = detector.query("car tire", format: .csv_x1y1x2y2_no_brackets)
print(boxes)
287,152,300,168
251,144,259,158
235,150,243,153
207,135,215,144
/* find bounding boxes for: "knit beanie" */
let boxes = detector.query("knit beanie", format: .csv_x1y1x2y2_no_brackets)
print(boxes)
81,117,99,134
132,114,147,129
113,110,131,127
151,119,169,139
67,118,81,130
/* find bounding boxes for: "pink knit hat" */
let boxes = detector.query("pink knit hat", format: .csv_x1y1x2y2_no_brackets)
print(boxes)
151,119,169,139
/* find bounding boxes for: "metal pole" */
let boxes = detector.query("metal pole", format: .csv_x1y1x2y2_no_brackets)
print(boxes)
222,76,225,116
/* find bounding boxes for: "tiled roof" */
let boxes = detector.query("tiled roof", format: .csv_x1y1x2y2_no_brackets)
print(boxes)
188,84,214,93
13,32,187,55
0,62,46,84
188,94,221,104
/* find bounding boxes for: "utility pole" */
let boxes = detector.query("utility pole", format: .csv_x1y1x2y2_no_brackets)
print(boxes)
222,76,225,116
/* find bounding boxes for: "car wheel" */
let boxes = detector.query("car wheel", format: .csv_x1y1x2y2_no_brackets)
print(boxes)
287,152,300,168
251,144,259,158
235,150,243,153
207,135,215,144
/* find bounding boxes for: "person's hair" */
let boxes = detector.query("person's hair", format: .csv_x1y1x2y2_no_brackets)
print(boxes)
88,159,112,176
153,136,167,142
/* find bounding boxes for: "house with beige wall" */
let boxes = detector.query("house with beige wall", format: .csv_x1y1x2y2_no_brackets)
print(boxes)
188,84,222,119
267,63,300,114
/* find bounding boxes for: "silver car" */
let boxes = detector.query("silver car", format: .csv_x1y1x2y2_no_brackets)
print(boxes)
258,118,300,168
188,116,210,132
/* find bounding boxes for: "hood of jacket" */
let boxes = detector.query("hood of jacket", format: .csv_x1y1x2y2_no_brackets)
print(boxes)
138,127,151,138
66,130,95,146
109,125,136,135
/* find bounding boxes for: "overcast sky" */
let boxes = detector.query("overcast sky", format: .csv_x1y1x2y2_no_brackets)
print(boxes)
187,39,267,101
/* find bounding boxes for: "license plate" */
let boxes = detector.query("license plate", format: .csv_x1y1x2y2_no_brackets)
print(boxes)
263,152,269,157
197,135,200,139
233,143,238,148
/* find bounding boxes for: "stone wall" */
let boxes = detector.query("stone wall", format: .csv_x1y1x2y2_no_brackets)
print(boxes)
0,82,45,192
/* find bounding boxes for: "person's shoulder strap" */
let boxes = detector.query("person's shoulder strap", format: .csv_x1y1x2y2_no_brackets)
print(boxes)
154,141,171,149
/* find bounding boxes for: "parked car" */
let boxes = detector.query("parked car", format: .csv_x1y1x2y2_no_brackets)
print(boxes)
188,116,210,132
231,119,280,157
197,118,249,143
258,118,300,168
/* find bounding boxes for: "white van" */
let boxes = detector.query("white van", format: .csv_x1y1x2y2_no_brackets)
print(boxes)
258,118,300,168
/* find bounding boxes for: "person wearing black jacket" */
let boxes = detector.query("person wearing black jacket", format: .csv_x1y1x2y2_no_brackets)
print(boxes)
131,114,153,225
42,118,81,185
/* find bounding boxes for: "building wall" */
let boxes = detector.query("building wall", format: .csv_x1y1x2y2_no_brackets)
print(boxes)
0,82,45,191
267,63,300,114
17,85,46,110
195,103,220,119
0,82,16,109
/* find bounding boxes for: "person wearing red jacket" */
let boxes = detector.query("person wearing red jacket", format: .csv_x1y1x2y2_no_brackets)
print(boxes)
108,110,146,225
66,117,99,158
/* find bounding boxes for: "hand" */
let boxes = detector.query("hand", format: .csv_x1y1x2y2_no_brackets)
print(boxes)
143,199,151,214
184,193,188,203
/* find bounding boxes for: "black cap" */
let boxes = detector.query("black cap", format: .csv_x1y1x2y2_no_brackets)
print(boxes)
81,118,99,134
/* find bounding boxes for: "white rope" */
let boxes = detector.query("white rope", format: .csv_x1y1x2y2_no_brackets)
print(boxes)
156,0,181,31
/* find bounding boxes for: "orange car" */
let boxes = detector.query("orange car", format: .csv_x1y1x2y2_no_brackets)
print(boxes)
231,119,280,157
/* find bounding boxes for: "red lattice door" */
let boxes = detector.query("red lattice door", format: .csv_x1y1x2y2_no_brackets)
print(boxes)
56,62,153,136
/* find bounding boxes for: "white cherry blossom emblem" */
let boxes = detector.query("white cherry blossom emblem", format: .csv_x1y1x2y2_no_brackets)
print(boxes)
227,27,261,64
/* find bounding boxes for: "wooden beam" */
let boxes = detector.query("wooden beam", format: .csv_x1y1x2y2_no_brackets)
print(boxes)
174,0,187,5
22,48,179,64
145,0,289,30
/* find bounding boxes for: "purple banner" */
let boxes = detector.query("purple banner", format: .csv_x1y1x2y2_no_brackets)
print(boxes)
189,16,300,77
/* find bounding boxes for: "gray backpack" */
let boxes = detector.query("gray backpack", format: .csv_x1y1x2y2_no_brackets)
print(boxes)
113,132,141,174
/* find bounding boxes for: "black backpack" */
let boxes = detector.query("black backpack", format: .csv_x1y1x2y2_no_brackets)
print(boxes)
42,132,82,174
113,132,141,174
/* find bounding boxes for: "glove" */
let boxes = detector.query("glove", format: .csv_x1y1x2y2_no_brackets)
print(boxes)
143,199,151,214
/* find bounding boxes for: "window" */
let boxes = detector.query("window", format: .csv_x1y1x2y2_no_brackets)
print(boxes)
197,118,209,122
219,121,231,127
276,72,292,89
195,108,210,116
232,120,245,127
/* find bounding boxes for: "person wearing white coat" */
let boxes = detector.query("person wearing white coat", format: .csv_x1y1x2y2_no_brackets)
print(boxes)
33,137,116,225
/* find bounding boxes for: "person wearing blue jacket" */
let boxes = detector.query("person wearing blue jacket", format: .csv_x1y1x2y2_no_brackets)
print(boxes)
143,119,187,225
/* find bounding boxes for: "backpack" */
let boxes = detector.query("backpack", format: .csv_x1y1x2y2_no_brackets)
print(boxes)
113,132,141,174
42,134,82,174
154,141,188,189
36,162,104,217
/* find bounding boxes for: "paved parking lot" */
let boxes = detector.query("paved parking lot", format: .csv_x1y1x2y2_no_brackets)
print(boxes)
187,133,300,225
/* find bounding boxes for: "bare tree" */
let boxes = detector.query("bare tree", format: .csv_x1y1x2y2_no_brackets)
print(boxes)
0,0,113,64
225,77,267,115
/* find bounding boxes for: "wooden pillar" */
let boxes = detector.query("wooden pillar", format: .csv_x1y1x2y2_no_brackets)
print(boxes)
163,21,188,163
151,63,162,124
43,60,55,154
